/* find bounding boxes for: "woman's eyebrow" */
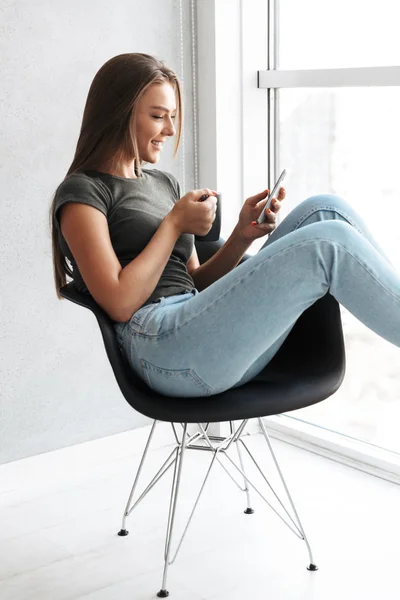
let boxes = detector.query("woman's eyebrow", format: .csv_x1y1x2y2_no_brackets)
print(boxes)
149,105,177,112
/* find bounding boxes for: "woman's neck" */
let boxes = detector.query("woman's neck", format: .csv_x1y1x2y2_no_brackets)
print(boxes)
99,158,138,179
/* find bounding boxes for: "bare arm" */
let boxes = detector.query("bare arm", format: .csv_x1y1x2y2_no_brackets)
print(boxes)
60,203,181,322
191,225,252,291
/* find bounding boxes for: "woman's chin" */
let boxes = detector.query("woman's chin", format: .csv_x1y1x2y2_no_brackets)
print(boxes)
142,152,161,164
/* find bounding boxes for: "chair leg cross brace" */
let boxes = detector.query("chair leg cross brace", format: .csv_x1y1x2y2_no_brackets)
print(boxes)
117,419,317,597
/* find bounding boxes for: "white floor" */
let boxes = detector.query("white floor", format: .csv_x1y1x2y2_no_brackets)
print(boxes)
1,422,400,600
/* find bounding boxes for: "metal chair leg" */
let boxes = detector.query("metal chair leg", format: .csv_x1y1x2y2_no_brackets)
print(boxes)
216,420,317,570
118,421,173,536
118,421,187,536
118,420,159,536
157,423,189,598
230,421,254,514
258,417,318,570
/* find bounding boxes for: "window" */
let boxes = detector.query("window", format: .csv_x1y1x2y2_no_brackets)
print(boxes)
256,0,400,463
196,0,400,478
278,0,400,70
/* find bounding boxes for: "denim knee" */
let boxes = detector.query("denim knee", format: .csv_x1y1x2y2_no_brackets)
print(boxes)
295,194,362,231
300,193,348,213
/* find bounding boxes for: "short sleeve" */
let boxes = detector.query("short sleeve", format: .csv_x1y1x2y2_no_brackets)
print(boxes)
161,171,182,203
53,173,111,231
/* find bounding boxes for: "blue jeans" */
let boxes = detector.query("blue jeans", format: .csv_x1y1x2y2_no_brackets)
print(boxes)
114,194,400,398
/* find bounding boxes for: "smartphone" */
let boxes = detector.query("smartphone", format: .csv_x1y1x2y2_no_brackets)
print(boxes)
257,169,287,225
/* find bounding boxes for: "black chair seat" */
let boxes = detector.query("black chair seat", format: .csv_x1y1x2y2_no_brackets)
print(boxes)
60,240,345,424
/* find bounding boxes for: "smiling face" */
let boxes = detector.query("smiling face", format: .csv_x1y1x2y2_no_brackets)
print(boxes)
134,81,177,164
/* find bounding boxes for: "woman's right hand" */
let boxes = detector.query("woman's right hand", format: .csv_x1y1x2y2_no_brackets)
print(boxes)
168,189,218,236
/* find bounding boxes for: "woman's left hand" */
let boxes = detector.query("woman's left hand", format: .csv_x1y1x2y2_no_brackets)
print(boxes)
236,187,286,242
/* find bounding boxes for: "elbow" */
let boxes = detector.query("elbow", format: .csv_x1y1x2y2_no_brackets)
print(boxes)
117,312,134,324
113,301,138,324
103,306,128,324
112,305,133,324
99,297,132,324
109,287,136,323
112,312,129,324
106,285,145,323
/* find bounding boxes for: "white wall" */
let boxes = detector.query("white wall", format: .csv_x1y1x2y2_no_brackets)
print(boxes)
0,0,196,464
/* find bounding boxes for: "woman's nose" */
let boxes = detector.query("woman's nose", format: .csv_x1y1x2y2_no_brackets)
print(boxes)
163,119,176,136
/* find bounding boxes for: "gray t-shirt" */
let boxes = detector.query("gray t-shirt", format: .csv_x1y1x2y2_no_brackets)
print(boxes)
54,168,196,315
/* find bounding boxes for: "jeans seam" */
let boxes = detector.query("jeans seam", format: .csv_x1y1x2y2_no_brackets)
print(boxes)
291,205,364,237
140,358,213,395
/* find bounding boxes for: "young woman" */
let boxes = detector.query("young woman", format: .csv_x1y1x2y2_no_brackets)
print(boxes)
50,53,400,398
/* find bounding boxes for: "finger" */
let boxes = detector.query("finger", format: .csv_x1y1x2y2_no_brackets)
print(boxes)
264,223,276,234
197,188,214,201
278,187,286,200
264,208,277,223
270,199,281,213
249,189,270,205
205,198,218,213
263,215,277,229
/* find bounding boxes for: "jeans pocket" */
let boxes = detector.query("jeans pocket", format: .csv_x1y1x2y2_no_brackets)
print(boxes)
140,358,213,397
128,301,163,335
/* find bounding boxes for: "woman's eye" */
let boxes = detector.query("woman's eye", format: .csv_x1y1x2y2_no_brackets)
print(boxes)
152,116,163,120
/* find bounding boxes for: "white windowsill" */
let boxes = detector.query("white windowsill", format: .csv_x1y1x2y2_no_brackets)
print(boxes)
263,414,400,485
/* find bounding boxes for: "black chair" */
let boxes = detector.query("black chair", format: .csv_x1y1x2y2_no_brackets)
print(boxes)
60,238,345,598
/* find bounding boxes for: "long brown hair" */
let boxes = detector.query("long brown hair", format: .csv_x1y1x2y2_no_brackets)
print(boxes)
49,53,183,299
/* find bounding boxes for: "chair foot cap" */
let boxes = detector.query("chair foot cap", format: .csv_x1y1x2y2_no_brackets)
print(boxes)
157,590,169,597
307,563,318,571
244,508,255,514
117,529,129,536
